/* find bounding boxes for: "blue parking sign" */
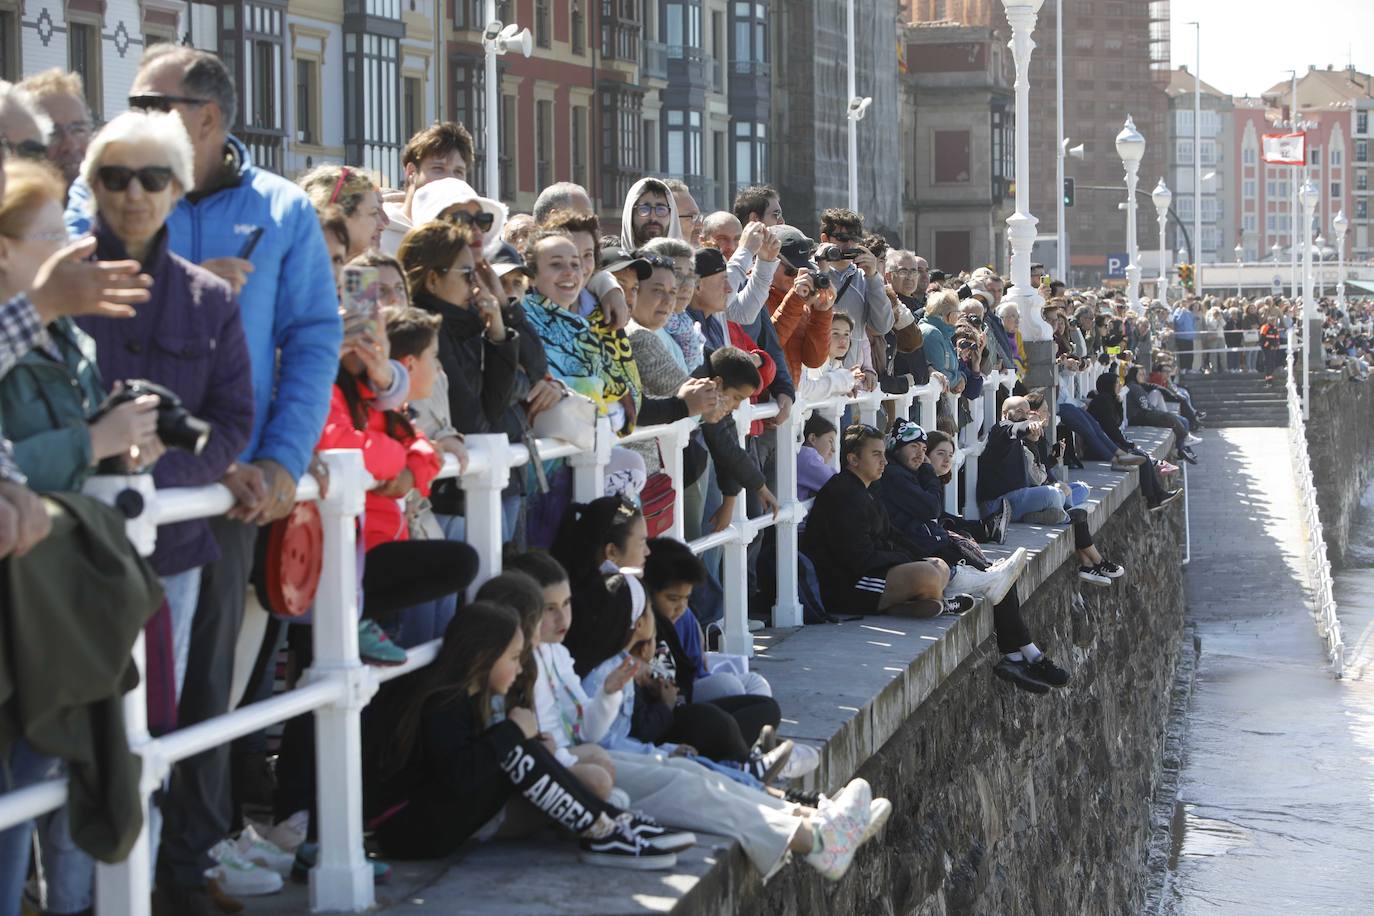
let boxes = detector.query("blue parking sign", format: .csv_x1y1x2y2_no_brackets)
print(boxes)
1106,253,1128,278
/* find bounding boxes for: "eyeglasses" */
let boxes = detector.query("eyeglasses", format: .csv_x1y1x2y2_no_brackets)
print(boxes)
828,231,857,242
96,165,175,192
127,94,211,112
0,138,48,161
448,210,495,232
635,203,671,218
890,268,922,278
50,121,92,141
679,211,703,224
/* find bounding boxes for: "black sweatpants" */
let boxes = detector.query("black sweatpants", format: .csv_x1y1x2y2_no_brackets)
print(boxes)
372,737,608,860
361,540,478,619
661,694,781,761
992,591,1034,655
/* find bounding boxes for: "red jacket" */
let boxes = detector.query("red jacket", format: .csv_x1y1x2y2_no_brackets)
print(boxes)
317,381,442,551
768,285,833,386
727,321,777,437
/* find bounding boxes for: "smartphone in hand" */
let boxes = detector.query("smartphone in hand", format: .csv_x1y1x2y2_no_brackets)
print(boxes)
340,265,381,341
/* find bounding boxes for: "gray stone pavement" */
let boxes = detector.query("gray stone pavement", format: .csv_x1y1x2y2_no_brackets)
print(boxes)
1164,428,1374,915
249,431,1176,915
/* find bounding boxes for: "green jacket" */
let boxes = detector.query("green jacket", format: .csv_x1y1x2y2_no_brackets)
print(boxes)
0,492,163,861
0,318,105,493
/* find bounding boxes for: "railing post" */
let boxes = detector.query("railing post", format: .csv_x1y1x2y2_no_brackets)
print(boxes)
918,388,938,432
307,449,375,912
569,416,614,503
722,405,754,657
772,401,804,628
856,391,879,428
459,434,513,596
94,631,155,916
660,419,693,542
823,401,844,472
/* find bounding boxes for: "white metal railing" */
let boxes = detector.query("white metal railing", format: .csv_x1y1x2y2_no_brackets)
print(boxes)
1284,340,1346,677
0,359,1117,913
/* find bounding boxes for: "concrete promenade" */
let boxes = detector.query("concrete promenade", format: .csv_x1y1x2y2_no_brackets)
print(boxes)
1163,427,1374,915
258,430,1175,915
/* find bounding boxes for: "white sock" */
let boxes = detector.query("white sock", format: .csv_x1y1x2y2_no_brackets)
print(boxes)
1006,651,1024,662
1020,643,1043,662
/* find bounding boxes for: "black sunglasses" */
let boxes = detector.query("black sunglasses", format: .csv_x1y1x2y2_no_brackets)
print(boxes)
96,165,176,193
0,138,48,161
127,94,211,113
448,210,495,232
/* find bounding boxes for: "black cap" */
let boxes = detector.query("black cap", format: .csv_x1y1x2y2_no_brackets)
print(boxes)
600,244,652,280
769,225,815,270
489,241,526,277
694,247,728,278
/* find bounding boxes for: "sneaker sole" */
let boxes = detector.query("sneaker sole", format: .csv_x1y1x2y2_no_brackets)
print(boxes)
761,741,794,784
992,666,1050,694
1079,575,1112,586
861,799,893,845
579,850,678,870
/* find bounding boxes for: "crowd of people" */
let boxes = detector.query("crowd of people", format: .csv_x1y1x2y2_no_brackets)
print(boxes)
0,46,1231,915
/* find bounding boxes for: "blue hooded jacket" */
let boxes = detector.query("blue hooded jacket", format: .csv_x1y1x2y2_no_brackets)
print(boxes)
67,136,341,480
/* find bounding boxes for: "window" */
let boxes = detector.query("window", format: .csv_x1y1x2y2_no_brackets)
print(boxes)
572,2,584,54
1309,147,1320,165
572,105,587,186
1266,180,1277,198
1331,146,1343,166
1358,172,1369,192
1176,140,1194,164
1073,59,1093,81
1177,197,1193,221
536,100,553,189
666,108,702,178
295,58,319,144
932,130,971,183
642,119,658,173
666,2,701,54
1243,179,1256,198
1358,200,1368,219
1175,109,1194,137
403,76,423,146
1201,197,1218,222
1243,214,1257,232
732,1,766,70
1267,214,1276,232
1357,140,1369,162
535,0,551,48
733,120,766,188
1359,112,1369,134
252,40,277,129
1200,140,1216,166
67,20,102,118
1331,182,1342,198
934,231,971,272
1243,146,1257,165
0,5,19,82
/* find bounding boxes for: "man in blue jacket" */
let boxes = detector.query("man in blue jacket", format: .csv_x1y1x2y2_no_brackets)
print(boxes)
68,45,341,913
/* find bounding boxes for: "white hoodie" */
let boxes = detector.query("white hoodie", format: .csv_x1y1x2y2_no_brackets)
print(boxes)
620,177,683,251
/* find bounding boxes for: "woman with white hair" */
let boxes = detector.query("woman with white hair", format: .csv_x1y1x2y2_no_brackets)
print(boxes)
76,109,254,718
996,302,1026,376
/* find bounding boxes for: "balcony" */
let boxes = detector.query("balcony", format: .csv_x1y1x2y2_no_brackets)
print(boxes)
732,59,770,79
642,39,668,81
711,55,723,92
667,44,709,90
667,172,720,211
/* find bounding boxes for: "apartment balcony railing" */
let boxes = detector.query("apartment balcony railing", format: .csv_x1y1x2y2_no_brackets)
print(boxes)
732,59,770,79
642,39,668,81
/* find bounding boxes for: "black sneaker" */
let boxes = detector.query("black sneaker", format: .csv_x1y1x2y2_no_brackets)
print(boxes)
785,787,825,808
579,821,678,870
943,593,977,615
1078,565,1111,586
992,656,1050,694
1150,489,1184,512
1026,655,1071,687
990,499,1011,544
1177,447,1198,465
1096,560,1125,579
619,813,696,853
746,739,793,784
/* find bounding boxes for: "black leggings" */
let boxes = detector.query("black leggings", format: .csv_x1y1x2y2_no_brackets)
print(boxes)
373,736,609,860
1132,408,1190,447
661,694,781,761
361,540,479,619
993,591,1034,655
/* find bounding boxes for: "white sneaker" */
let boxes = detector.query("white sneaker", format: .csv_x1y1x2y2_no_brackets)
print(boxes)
861,798,893,845
263,810,309,854
235,825,295,877
804,778,873,881
1184,433,1202,446
206,839,284,896
779,742,820,780
945,548,1027,606
607,787,632,811
747,618,765,632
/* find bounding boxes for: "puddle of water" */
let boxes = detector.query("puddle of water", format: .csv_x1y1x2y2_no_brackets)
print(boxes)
1168,802,1250,868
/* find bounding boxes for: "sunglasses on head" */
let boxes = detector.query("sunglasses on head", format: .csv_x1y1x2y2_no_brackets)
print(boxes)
829,231,857,242
0,138,48,161
448,210,496,232
127,94,211,113
96,165,175,193
642,253,676,270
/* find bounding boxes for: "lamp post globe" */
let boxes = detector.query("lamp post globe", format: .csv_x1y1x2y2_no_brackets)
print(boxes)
1151,179,1171,297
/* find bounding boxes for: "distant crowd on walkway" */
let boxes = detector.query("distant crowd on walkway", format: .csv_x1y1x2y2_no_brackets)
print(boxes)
0,43,1314,915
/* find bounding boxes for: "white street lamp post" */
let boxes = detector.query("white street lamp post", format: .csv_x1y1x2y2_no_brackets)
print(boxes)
1116,116,1146,314
1334,209,1349,314
1299,178,1318,419
1054,0,1066,284
481,5,532,200
1152,178,1171,301
845,0,872,211
1314,234,1326,299
998,0,1051,340
1190,22,1201,275
1234,242,1244,298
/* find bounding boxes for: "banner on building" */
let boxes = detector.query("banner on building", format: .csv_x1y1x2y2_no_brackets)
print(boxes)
1261,132,1306,165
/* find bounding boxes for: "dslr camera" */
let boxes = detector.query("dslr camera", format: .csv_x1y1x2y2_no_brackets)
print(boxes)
92,379,212,458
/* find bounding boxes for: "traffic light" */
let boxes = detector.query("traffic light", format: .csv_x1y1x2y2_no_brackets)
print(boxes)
1178,263,1194,290
1063,177,1075,208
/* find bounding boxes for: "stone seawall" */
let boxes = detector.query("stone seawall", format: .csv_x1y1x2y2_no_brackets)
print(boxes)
1306,374,1374,566
747,489,1186,916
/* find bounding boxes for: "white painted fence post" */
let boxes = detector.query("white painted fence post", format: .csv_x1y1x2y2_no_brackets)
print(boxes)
460,434,513,596
308,449,375,912
772,399,804,628
659,419,693,542
569,417,614,503
94,630,154,916
722,405,754,657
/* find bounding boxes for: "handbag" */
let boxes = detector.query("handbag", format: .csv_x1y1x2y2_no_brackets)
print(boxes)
530,389,598,451
640,439,676,537
252,501,324,619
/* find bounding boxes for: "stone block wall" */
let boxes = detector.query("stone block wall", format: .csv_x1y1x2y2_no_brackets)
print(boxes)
1306,374,1374,566
748,492,1186,916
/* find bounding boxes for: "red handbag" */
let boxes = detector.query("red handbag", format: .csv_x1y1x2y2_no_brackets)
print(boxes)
641,472,675,537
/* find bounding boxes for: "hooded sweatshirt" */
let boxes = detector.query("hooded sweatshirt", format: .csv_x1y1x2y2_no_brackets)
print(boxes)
620,177,683,250
380,189,411,255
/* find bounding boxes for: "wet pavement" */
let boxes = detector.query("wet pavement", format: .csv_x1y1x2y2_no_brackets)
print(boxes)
1162,427,1374,915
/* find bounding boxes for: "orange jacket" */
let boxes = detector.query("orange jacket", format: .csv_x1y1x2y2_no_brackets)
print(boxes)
317,381,442,551
726,321,776,437
768,285,833,386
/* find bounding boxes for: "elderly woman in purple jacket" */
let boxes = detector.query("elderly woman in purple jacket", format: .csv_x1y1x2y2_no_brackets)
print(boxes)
76,110,254,702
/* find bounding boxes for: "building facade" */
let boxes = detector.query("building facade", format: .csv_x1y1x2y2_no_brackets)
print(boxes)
899,21,1013,271
1354,97,1373,262
1164,66,1235,264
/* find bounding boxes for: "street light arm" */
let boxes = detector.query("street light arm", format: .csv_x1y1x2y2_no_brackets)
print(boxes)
1075,184,1194,263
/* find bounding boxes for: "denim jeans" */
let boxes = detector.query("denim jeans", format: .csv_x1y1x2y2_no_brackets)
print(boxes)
983,485,1067,523
0,741,61,916
1058,402,1118,461
162,567,203,703
34,802,92,915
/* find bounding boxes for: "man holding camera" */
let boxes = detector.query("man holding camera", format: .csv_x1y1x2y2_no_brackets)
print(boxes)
766,226,834,385
816,208,894,369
